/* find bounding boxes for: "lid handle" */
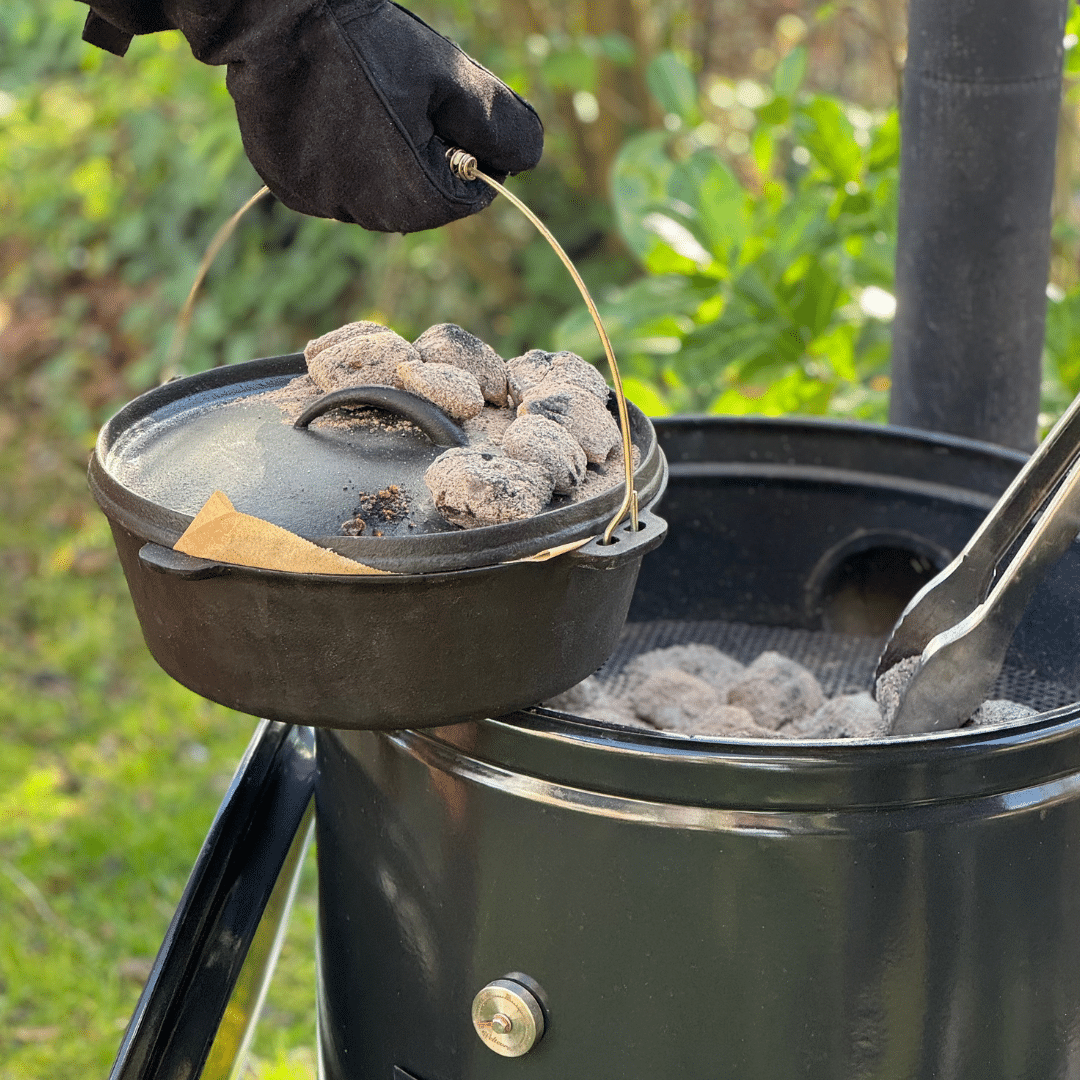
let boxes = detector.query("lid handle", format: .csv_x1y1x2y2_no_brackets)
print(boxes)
293,385,469,447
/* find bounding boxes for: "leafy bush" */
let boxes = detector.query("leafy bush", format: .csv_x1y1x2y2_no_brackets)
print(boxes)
555,47,899,418
1043,6,1080,425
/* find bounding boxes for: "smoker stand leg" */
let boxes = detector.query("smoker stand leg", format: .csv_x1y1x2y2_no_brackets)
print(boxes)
202,802,314,1080
109,721,316,1080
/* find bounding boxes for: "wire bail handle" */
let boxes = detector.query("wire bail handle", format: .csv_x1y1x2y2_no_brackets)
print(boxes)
447,148,640,543
169,157,641,548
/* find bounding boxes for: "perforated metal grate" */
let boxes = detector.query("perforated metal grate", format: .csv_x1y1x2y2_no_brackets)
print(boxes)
589,618,1079,715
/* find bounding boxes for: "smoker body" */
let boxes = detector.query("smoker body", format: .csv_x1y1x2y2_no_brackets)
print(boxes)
314,417,1080,1080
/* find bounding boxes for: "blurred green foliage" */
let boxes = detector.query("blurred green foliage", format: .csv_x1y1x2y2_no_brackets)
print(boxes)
554,47,898,417
0,386,317,1077
4,0,1080,427
1044,3,1080,425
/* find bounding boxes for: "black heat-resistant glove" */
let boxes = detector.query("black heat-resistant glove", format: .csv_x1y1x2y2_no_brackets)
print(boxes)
80,0,544,233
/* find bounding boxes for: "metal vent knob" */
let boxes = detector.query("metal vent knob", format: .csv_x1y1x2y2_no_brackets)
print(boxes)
471,977,545,1057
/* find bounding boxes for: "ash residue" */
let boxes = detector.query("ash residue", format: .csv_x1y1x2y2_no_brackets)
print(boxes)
252,376,425,435
341,485,409,536
254,374,322,422
574,442,641,502
462,404,516,446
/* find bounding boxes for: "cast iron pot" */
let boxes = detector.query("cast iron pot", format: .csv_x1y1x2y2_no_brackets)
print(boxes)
88,354,667,729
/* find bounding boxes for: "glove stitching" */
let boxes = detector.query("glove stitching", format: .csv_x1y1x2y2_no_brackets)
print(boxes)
321,0,479,209
389,2,543,125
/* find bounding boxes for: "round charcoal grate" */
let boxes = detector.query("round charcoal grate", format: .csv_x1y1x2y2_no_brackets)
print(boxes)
586,619,1079,715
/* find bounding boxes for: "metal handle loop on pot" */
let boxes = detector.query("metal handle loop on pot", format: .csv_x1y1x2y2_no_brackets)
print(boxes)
448,148,640,545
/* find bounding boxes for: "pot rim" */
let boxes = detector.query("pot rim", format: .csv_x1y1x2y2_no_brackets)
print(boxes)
89,354,667,573
129,504,668,585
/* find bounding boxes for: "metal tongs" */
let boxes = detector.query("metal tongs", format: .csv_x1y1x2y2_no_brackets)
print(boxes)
879,392,1080,735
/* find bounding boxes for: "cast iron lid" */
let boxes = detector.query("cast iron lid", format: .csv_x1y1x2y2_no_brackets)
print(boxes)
89,354,667,574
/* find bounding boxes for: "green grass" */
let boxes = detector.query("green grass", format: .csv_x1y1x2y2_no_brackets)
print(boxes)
0,393,317,1077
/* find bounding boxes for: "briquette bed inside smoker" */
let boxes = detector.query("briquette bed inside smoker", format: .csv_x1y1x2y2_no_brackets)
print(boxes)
629,619,1080,709
536,417,1080,737
549,619,1079,730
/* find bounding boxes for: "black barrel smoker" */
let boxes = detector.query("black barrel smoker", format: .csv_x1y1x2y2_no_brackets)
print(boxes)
104,1,1080,1077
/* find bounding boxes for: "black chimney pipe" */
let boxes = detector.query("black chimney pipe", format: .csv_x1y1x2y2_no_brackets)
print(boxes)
889,0,1069,452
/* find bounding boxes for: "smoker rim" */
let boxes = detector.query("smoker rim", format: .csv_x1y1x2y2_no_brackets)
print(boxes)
396,703,1080,813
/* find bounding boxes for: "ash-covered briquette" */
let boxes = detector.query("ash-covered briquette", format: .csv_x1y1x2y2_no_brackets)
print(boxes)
623,643,745,696
305,323,418,392
629,668,771,737
503,414,588,494
873,655,921,727
424,447,555,528
685,705,774,739
507,349,610,407
413,323,509,407
630,668,720,727
544,675,647,728
396,360,485,421
518,386,622,464
790,692,888,740
969,699,1039,726
304,320,386,360
725,651,826,731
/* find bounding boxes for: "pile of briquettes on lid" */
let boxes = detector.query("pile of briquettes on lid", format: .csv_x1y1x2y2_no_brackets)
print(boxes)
272,320,634,530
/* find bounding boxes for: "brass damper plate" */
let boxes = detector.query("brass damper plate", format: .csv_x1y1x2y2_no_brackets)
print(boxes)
471,977,546,1057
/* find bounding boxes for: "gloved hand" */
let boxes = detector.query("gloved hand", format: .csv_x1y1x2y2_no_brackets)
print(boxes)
81,0,544,233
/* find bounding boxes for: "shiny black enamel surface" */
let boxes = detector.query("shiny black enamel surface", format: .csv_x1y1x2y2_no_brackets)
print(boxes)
316,717,1080,1080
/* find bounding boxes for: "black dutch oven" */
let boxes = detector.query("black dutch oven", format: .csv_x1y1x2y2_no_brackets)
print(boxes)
88,352,667,730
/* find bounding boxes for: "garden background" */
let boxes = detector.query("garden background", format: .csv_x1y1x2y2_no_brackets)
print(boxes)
4,0,1080,1075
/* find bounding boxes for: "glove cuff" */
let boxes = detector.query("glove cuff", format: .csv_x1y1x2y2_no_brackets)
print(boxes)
82,11,134,56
